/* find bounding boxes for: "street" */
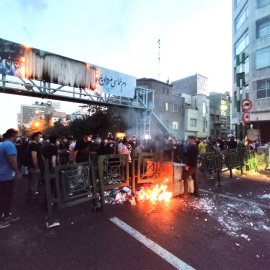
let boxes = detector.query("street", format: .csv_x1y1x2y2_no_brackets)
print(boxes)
1,173,270,270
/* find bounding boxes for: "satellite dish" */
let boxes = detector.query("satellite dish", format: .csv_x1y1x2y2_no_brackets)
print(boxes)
47,101,52,106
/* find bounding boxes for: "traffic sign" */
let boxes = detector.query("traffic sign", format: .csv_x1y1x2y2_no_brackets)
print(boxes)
241,99,252,111
242,111,250,123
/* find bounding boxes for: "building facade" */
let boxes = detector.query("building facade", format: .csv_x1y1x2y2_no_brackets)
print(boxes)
136,78,185,139
172,74,210,139
209,92,231,139
232,0,270,142
172,74,208,96
19,101,60,130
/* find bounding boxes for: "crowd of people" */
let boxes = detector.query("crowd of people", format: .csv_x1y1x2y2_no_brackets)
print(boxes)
0,127,244,229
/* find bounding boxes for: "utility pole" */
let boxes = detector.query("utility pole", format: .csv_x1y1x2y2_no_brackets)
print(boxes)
158,39,160,79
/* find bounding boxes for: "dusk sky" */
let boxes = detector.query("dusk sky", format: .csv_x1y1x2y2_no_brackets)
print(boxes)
0,0,232,134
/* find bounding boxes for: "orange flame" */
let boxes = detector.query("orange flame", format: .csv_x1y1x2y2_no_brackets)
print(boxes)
20,66,25,78
138,179,172,203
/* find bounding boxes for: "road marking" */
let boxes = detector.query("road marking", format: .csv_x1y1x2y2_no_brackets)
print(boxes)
110,217,195,270
200,189,270,210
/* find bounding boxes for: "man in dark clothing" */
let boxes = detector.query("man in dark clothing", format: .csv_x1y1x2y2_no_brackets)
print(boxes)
228,137,237,149
58,137,69,165
74,133,92,163
42,135,58,171
27,132,43,202
181,136,200,198
162,135,174,162
100,137,115,155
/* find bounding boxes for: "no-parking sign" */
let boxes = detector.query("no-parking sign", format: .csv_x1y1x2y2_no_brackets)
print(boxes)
242,111,250,123
241,99,252,111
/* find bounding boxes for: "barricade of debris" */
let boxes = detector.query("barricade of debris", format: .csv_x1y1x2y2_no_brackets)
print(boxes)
104,186,136,205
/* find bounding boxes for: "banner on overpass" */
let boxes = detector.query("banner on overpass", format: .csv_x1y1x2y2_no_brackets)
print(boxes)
0,38,136,98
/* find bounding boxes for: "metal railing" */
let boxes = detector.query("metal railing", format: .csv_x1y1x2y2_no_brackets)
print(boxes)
44,160,98,228
98,154,130,207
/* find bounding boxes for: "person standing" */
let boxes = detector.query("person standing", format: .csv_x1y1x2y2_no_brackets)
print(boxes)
42,135,58,171
68,136,76,164
58,137,69,165
0,129,21,228
74,133,92,163
181,136,200,198
27,132,43,203
228,136,237,150
198,140,207,155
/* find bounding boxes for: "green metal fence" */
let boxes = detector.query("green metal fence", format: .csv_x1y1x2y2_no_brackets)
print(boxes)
201,145,251,183
44,160,98,228
98,154,130,207
132,152,162,193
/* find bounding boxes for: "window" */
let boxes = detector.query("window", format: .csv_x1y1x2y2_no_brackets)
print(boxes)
235,0,242,8
238,56,249,75
257,79,270,99
173,121,179,130
256,47,270,69
258,0,270,8
205,121,208,128
162,87,165,94
211,129,215,136
202,101,206,116
173,104,179,112
221,100,226,105
216,130,220,136
190,118,197,127
257,17,270,38
235,31,249,56
221,111,227,116
179,106,183,113
235,4,248,33
166,89,169,95
162,102,169,111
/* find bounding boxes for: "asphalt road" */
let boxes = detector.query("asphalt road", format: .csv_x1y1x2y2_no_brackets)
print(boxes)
1,174,270,270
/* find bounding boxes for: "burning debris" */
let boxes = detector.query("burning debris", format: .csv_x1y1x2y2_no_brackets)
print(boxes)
136,179,172,203
104,187,135,205
104,179,173,205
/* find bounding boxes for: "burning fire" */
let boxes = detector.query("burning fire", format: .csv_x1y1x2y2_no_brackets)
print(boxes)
137,179,172,203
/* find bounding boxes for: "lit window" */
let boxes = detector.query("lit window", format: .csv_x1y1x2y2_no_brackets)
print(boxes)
165,102,169,111
173,121,179,130
221,111,227,116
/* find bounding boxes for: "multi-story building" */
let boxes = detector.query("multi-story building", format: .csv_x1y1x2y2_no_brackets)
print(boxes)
136,78,185,139
20,101,59,130
232,0,270,143
172,74,210,139
172,74,208,96
209,92,231,139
